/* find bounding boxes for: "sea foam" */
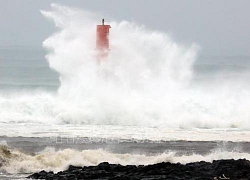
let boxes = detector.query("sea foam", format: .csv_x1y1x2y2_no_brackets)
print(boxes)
1,144,250,173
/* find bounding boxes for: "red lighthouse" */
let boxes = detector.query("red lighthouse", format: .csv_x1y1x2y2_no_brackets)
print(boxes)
96,19,111,62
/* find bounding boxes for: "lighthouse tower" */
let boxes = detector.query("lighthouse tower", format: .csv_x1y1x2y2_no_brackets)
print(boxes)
96,19,111,62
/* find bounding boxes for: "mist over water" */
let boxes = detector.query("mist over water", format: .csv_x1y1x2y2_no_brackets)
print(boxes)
41,3,199,127
0,4,250,130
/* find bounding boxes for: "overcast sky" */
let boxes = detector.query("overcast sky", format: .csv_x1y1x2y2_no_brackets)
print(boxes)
0,0,249,56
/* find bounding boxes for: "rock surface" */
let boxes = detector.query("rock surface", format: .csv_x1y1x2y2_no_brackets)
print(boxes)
27,159,250,180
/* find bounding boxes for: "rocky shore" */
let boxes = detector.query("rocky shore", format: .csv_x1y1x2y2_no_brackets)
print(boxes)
28,159,250,180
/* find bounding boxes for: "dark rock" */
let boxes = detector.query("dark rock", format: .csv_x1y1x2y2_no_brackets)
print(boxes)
68,165,82,172
27,159,250,180
27,173,40,179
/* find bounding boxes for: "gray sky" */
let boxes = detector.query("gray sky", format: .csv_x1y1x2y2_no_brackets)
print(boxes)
0,0,249,56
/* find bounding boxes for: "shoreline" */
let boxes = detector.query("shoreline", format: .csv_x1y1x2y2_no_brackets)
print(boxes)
1,136,250,178
28,159,250,179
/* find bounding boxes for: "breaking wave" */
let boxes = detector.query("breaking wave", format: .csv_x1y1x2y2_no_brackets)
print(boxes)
0,143,250,174
0,4,250,130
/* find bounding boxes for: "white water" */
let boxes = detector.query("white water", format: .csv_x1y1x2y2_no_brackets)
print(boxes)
40,3,198,127
0,143,249,174
0,3,250,137
40,4,250,129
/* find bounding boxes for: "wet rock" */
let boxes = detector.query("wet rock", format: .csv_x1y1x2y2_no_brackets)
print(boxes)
27,159,250,180
68,165,82,172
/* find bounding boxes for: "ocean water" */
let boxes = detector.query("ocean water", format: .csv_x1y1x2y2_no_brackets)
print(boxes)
1,3,250,179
